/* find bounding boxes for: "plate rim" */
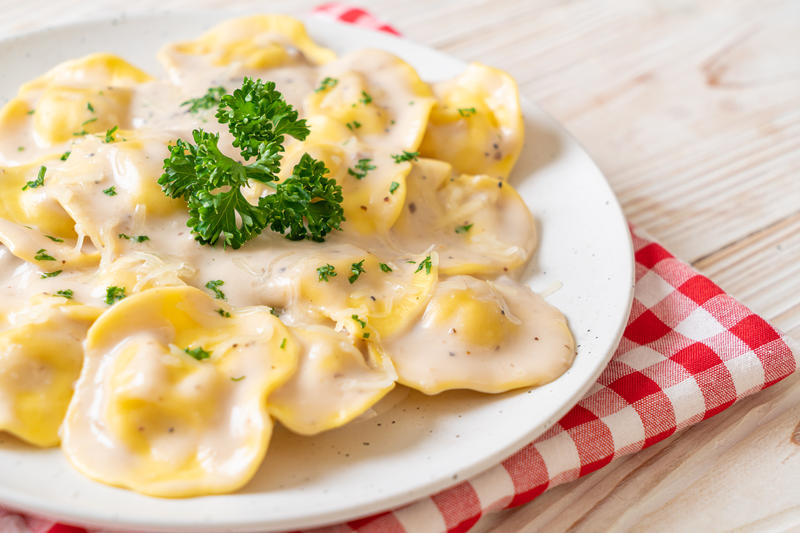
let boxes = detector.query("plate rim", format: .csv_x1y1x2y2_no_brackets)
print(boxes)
0,10,635,531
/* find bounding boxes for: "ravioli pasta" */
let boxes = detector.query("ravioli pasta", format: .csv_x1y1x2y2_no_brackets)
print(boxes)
0,15,575,497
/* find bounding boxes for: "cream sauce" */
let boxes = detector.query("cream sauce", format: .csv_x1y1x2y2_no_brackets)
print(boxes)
0,15,575,497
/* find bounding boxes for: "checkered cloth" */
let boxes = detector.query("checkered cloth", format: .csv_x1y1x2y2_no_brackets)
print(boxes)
2,5,797,533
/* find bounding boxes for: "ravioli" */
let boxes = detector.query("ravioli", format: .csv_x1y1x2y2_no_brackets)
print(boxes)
280,127,411,234
0,53,151,159
305,49,435,152
0,297,101,447
47,133,183,254
62,286,299,497
391,158,536,275
384,276,575,394
0,158,77,239
291,247,438,340
269,325,395,435
419,63,524,179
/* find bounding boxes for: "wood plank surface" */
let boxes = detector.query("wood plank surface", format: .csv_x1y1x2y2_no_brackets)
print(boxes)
0,1,797,531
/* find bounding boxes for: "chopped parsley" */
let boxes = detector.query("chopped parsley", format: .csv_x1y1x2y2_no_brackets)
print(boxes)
346,120,362,131
231,375,246,381
389,181,400,194
17,146,24,152
205,279,226,300
455,223,473,234
44,235,63,242
102,186,117,196
181,86,226,113
81,117,97,126
104,286,126,305
160,78,344,248
184,346,211,361
103,125,118,143
55,289,73,299
315,77,338,92
280,338,287,349
349,260,366,284
379,262,392,273
359,90,373,105
26,109,35,115
73,129,88,137
216,308,231,318
391,151,419,163
269,307,280,317
415,255,432,274
348,158,375,180
40,270,62,279
317,263,337,282
457,107,477,117
363,332,370,339
60,151,71,161
351,314,366,328
87,102,95,113
118,233,150,243
22,166,46,191
34,249,55,261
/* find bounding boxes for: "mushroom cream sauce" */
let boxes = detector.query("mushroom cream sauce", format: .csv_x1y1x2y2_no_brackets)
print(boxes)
0,15,575,497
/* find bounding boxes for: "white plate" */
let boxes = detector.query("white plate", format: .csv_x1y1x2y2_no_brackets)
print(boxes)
0,12,634,532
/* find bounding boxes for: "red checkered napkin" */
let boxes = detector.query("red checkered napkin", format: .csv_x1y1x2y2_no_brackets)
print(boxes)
3,5,797,533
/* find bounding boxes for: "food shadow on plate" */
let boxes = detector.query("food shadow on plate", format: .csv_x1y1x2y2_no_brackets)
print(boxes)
241,385,521,493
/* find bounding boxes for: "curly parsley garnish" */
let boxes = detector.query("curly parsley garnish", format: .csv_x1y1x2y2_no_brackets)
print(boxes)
348,158,375,180
159,78,344,248
317,264,337,282
181,86,226,113
349,259,366,284
22,166,46,191
391,151,419,163
205,279,226,300
104,286,126,305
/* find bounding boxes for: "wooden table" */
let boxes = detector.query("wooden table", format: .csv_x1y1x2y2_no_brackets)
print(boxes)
2,1,798,531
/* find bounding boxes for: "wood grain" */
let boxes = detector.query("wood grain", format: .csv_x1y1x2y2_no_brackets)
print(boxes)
0,1,797,531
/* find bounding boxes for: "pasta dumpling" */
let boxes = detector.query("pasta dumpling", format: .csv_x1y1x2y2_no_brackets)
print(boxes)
269,325,395,435
419,63,523,179
292,248,438,340
0,296,101,447
0,53,151,156
62,286,299,497
391,158,536,275
305,49,435,152
383,276,575,394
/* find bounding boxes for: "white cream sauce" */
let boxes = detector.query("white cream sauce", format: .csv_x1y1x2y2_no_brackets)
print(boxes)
0,15,575,496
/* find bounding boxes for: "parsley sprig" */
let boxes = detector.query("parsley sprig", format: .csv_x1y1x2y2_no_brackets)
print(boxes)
159,78,344,248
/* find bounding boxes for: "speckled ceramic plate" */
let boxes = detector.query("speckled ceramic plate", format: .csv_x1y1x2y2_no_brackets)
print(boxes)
0,11,634,532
